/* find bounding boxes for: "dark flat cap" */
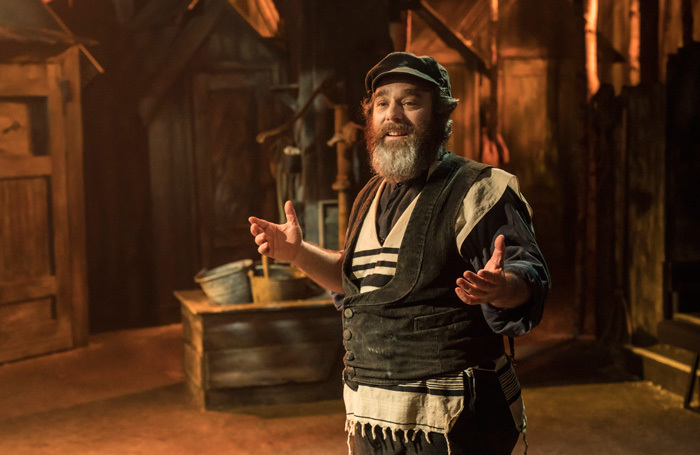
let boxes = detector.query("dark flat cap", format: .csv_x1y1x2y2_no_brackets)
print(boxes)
365,52,451,97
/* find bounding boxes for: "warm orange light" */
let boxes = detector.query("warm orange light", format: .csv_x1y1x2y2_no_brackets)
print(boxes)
227,0,280,38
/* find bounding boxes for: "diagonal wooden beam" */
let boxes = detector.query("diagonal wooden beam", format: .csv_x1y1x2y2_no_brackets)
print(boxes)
43,1,104,74
412,0,488,75
139,0,227,124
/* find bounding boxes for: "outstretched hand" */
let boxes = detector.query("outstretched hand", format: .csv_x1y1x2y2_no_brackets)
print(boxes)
455,234,513,307
248,200,302,263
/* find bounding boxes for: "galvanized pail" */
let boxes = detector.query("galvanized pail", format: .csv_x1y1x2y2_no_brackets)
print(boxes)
194,259,253,305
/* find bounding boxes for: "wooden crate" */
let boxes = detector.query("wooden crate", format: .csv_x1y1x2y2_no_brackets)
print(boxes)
176,290,344,410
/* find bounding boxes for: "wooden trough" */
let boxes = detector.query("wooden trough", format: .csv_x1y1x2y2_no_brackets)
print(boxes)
176,289,344,410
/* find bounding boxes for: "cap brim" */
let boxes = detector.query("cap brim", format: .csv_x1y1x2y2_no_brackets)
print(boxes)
371,67,440,92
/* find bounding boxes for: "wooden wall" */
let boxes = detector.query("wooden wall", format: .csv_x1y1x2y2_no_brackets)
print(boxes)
276,0,393,245
82,49,157,332
70,0,696,338
145,8,289,324
496,1,584,335
624,85,666,341
664,44,700,314
72,0,395,331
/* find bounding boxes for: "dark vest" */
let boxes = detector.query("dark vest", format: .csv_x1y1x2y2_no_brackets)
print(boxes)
341,153,505,387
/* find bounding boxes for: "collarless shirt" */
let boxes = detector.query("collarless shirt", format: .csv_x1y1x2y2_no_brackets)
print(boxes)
375,172,427,245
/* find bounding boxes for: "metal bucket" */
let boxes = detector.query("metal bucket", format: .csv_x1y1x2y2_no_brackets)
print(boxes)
194,259,253,305
248,263,318,302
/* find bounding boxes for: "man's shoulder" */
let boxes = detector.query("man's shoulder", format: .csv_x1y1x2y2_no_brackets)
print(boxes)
440,152,495,187
445,152,516,183
444,152,489,174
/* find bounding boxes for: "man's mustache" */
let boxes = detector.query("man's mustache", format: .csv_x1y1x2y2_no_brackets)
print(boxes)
377,121,415,138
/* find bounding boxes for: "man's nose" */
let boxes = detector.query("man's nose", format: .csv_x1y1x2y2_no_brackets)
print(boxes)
385,101,404,122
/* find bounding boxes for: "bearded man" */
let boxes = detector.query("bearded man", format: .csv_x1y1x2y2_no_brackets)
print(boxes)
249,52,550,455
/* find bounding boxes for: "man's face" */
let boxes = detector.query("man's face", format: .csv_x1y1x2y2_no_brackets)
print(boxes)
366,79,438,183
371,80,432,141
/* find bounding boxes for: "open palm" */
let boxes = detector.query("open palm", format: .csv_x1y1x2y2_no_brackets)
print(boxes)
455,234,507,305
248,201,302,263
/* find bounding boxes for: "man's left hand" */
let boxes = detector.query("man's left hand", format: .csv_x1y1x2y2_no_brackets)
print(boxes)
455,235,530,309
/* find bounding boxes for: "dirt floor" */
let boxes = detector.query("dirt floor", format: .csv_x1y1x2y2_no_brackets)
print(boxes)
1,324,699,455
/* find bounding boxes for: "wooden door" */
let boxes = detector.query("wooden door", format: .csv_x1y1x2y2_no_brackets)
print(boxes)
0,47,88,363
192,71,278,270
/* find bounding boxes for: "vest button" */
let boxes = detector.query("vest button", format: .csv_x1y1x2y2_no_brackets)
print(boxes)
346,351,355,361
343,329,352,340
344,308,354,318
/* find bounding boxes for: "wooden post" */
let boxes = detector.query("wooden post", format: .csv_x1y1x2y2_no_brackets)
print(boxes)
331,104,351,248
488,0,499,158
682,0,694,48
583,0,600,336
573,0,589,336
629,0,641,86
639,0,659,84
585,0,600,100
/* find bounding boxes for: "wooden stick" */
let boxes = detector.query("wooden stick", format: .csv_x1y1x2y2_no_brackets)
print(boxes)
262,255,270,280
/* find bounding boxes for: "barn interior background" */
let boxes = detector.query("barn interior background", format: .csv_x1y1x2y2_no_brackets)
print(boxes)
1,0,700,409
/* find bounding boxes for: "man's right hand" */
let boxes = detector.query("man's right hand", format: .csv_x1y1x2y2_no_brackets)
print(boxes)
248,200,302,263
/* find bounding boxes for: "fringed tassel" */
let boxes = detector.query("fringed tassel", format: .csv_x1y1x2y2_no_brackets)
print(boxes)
345,420,354,455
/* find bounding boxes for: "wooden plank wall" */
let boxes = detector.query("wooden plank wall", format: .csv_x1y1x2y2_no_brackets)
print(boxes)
81,53,157,332
624,85,666,341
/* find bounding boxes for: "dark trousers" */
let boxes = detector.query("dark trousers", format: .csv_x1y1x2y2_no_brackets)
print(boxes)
349,369,521,455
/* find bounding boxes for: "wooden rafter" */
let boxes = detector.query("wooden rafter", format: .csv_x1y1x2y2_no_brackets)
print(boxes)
138,0,228,124
412,0,488,74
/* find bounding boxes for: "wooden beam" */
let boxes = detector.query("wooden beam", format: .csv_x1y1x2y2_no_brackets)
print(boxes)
58,46,90,348
488,0,499,147
139,0,227,124
629,0,641,85
413,0,488,75
456,0,517,43
585,0,600,99
43,2,104,74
